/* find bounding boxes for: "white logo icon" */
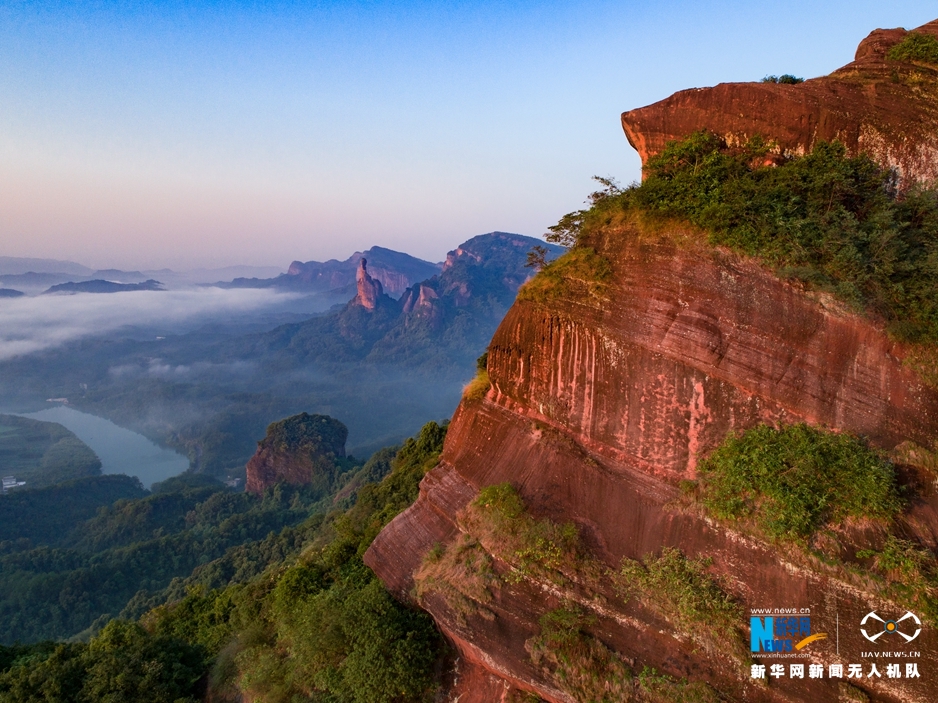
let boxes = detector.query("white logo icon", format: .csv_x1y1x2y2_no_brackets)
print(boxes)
861,611,921,644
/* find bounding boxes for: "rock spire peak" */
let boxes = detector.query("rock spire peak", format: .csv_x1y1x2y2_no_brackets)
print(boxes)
355,257,384,310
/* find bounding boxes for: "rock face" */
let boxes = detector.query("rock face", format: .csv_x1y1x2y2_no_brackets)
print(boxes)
245,413,347,495
621,19,938,187
354,258,384,311
367,232,938,702
366,22,938,703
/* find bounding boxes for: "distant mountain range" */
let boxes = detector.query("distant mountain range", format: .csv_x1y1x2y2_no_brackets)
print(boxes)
43,279,166,295
245,233,562,370
0,232,563,474
0,260,286,295
0,248,445,301
222,245,442,300
0,257,93,277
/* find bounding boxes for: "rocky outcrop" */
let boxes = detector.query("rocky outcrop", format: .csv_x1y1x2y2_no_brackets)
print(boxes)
353,258,384,311
621,19,938,187
229,246,441,296
245,413,347,495
366,22,938,702
367,231,938,701
399,283,440,318
381,233,563,336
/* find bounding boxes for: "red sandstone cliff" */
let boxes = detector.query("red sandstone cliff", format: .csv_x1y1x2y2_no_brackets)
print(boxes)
367,230,938,702
365,20,938,703
245,413,347,495
621,20,938,187
353,258,385,311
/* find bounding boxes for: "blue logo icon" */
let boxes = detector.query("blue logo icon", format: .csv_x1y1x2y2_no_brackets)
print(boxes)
751,616,826,652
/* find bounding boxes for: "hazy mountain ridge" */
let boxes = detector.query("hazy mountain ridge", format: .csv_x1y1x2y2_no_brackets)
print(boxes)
0,232,558,475
246,232,563,370
0,261,287,295
0,257,93,277
222,244,442,300
43,279,166,295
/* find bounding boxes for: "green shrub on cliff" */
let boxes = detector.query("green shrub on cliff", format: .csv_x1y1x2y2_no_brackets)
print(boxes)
636,667,722,703
517,247,612,304
526,606,721,703
526,606,633,703
548,131,938,344
698,423,902,540
696,424,938,622
471,483,585,584
887,32,938,66
618,548,744,661
761,74,804,84
462,352,491,400
856,535,938,625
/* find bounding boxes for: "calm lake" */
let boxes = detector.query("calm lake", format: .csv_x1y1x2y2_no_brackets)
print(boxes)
18,406,189,489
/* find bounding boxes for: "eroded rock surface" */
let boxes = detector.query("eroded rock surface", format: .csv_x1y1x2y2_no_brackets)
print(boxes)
367,231,938,701
367,20,938,702
367,236,938,702
245,412,347,495
621,20,938,187
353,258,384,311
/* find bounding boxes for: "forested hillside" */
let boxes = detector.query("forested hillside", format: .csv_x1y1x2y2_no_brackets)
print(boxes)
0,415,101,489
0,421,448,703
0,411,377,644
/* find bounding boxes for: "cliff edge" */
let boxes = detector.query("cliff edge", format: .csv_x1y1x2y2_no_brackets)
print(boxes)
366,18,938,703
622,19,938,187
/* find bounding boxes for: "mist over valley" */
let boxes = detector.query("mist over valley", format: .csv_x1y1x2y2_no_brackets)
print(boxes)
0,233,558,475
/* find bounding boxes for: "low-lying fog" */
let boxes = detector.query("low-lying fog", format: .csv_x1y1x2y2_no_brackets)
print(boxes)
0,288,313,360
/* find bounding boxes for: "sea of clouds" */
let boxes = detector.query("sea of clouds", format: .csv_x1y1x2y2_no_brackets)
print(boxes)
0,288,299,361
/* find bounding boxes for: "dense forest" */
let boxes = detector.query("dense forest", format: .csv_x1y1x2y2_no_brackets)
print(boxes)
0,433,375,643
0,415,101,489
0,420,448,702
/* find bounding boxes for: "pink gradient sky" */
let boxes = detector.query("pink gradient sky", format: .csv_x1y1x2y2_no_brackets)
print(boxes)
1,1,934,270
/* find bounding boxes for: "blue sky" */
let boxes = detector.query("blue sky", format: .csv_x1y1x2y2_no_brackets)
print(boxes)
1,1,935,269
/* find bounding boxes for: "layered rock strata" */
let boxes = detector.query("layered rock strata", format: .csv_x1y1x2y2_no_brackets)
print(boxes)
367,19,938,702
367,232,938,702
621,20,938,187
